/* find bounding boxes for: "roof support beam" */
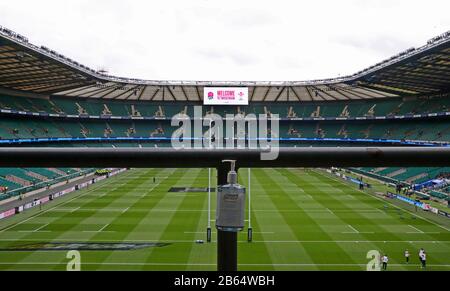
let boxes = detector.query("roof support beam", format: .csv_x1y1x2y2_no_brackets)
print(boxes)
274,86,287,101
331,85,374,99
21,80,85,92
149,88,161,101
77,85,114,98
195,86,202,101
290,87,302,101
165,86,177,101
44,82,94,95
180,86,189,101
261,87,271,101
311,86,337,100
136,86,147,101
305,86,314,101
53,85,97,96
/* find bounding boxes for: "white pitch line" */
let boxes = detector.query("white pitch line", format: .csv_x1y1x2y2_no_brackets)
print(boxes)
0,185,103,233
42,208,388,213
98,223,110,232
407,232,441,234
33,223,50,232
184,231,275,234
18,230,51,233
0,237,446,244
82,231,115,233
252,209,383,213
141,187,156,197
408,225,424,233
64,208,127,212
122,207,130,213
347,225,359,233
342,224,375,234
0,262,449,267
141,175,170,197
82,223,112,233
71,206,80,213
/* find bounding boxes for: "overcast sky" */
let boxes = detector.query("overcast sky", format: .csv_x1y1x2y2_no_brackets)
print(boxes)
0,0,449,81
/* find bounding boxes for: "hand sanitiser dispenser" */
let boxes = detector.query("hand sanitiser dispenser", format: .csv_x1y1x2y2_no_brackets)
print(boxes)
216,160,246,232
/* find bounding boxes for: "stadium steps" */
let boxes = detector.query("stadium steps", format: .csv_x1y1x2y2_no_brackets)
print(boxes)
0,168,96,201
0,169,34,184
386,168,407,177
25,171,48,182
48,168,67,176
390,168,434,183
406,172,428,183
376,167,402,176
428,190,449,200
0,177,22,190
5,175,31,187
26,168,61,179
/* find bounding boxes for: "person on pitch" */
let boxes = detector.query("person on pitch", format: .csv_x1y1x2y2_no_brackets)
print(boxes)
404,249,410,264
381,254,388,271
420,251,426,269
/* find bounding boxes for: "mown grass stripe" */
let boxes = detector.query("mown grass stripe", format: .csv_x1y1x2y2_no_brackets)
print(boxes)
313,169,450,267
139,169,209,270
0,169,151,270
81,168,178,271
261,169,359,268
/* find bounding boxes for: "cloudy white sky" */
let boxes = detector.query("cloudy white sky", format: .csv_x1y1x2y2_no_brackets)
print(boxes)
0,0,449,81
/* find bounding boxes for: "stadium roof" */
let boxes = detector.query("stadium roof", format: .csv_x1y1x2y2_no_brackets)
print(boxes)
0,26,449,102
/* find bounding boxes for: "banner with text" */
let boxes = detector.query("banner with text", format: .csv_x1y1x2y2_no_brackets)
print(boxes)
203,87,249,105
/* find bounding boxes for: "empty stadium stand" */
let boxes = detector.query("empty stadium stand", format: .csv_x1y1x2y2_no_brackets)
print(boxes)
2,95,450,118
0,167,95,201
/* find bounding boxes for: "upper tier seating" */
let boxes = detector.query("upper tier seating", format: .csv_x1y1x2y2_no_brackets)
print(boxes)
1,117,450,142
2,95,450,119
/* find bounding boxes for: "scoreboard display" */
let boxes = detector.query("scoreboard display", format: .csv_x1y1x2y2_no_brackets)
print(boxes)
203,87,249,105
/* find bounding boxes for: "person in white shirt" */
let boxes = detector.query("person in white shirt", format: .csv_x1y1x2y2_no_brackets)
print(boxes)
420,251,426,269
404,250,410,264
419,248,424,266
382,255,388,271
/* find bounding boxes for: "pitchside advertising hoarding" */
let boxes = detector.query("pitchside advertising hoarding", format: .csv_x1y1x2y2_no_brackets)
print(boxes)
203,87,249,105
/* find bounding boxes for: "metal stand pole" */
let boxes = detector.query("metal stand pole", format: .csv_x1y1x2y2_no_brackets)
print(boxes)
207,120,212,243
248,168,252,242
207,168,212,243
217,163,238,271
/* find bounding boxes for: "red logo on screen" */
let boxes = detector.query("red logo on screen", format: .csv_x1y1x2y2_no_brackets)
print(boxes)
208,92,214,99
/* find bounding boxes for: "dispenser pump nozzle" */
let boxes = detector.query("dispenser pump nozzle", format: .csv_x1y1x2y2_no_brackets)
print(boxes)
222,160,237,184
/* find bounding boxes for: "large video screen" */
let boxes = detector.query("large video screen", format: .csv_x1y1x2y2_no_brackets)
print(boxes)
203,87,249,105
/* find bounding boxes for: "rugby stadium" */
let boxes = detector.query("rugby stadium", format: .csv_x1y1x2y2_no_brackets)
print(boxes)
0,25,449,272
